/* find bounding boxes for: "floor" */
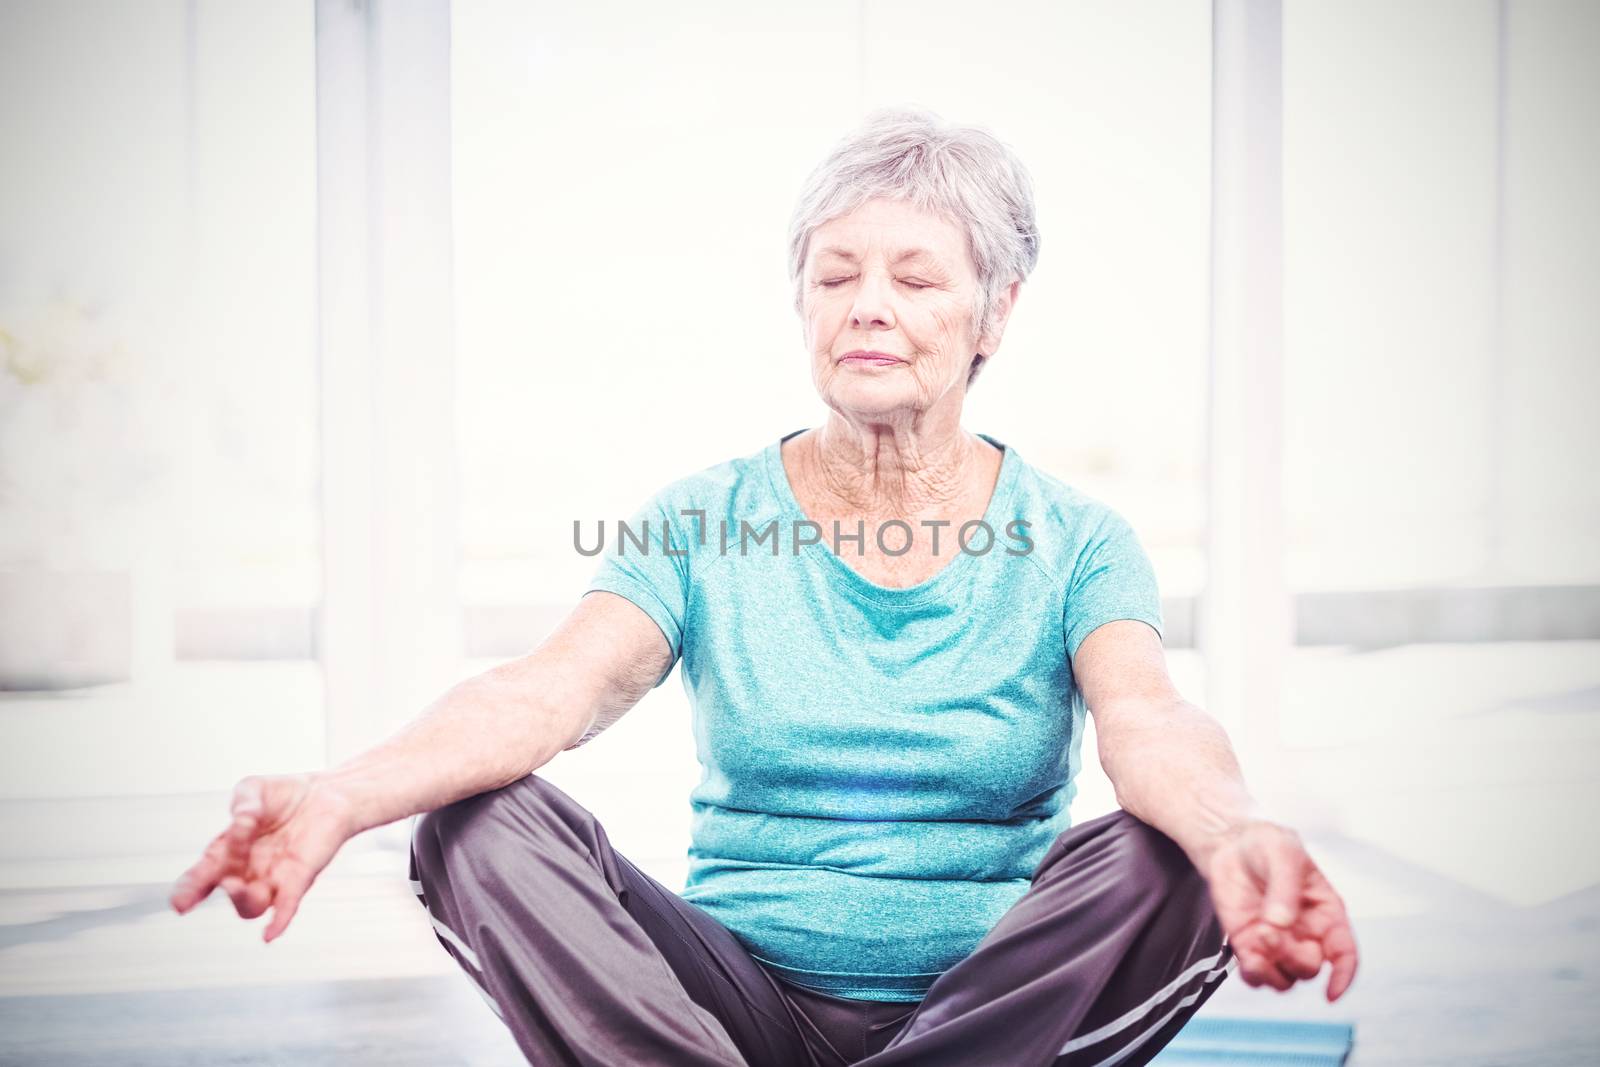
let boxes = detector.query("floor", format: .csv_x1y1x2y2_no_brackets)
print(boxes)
2,642,1597,1065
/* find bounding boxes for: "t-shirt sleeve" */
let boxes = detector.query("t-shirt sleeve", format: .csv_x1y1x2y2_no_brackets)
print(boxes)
582,488,694,688
1062,507,1165,661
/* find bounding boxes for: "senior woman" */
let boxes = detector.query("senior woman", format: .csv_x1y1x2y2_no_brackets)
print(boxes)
170,108,1357,1067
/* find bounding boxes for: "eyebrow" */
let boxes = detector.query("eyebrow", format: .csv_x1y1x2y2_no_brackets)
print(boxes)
814,245,947,268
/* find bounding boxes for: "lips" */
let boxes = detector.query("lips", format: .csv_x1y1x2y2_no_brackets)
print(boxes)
839,350,904,366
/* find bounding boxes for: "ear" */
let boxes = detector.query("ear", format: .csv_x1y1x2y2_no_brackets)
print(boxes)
975,280,1022,360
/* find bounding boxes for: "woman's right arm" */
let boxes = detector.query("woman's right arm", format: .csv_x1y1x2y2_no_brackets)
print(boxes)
317,590,672,831
169,590,672,940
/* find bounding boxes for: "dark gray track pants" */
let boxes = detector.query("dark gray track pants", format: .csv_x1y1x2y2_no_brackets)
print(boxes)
407,773,1234,1067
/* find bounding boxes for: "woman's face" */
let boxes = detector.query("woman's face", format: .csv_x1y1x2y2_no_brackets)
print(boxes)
801,197,1005,424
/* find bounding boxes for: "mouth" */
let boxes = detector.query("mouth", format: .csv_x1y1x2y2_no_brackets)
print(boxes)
838,350,905,367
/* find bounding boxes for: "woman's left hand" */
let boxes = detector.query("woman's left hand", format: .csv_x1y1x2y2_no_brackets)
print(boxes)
1200,820,1360,1002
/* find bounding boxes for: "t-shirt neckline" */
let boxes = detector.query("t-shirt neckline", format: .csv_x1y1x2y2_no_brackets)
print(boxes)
762,427,1022,607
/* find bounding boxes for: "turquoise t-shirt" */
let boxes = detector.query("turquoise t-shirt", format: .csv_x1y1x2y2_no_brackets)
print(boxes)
582,430,1164,1002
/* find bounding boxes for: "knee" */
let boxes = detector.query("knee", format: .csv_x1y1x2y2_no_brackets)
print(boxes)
410,773,585,885
1100,811,1211,911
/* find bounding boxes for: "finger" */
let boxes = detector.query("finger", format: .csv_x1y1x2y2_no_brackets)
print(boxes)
1228,925,1274,983
219,874,246,914
170,869,214,913
1262,836,1309,929
1239,959,1292,992
1325,922,1360,1001
224,811,259,867
171,833,236,913
225,778,266,858
232,776,265,819
171,855,221,913
1278,934,1326,981
1233,919,1282,960
239,878,274,920
175,783,270,915
220,875,273,920
1235,947,1292,991
263,867,312,943
1234,950,1269,988
1250,955,1296,992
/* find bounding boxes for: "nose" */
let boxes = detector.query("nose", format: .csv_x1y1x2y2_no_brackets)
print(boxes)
848,271,896,332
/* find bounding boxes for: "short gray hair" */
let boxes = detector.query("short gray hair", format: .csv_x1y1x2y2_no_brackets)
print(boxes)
786,106,1041,386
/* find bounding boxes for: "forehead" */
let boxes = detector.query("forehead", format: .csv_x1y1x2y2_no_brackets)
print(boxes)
808,197,970,268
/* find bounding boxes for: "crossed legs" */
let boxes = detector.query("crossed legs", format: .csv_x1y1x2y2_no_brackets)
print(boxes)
408,774,1231,1066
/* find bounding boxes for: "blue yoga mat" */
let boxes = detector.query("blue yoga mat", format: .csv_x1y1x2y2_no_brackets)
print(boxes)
1150,1017,1356,1065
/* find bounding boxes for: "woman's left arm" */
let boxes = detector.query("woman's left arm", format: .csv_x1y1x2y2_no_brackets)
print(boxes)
1074,619,1360,1003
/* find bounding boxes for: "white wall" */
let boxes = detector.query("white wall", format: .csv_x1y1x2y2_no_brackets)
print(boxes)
1283,0,1600,590
451,0,1214,608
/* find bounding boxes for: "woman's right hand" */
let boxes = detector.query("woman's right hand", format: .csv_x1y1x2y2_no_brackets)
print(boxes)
168,772,357,942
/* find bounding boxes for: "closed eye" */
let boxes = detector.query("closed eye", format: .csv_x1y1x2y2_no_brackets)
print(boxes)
816,276,934,289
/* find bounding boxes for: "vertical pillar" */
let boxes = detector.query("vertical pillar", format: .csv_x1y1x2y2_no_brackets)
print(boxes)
316,0,461,770
1203,0,1291,804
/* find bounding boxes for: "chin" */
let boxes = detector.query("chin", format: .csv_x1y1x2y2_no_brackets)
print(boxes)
824,378,920,418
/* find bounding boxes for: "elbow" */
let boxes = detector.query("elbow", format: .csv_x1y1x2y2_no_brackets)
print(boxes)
474,658,593,766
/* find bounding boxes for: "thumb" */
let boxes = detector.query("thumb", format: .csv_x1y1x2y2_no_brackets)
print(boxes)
1261,833,1307,929
231,776,265,818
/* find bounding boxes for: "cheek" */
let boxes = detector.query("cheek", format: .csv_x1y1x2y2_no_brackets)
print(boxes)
805,300,846,351
915,298,976,358
803,314,824,354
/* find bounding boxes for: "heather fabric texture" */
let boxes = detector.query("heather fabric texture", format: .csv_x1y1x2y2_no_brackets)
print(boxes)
582,431,1165,1001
